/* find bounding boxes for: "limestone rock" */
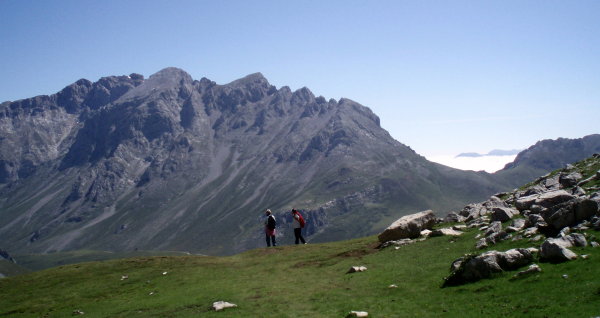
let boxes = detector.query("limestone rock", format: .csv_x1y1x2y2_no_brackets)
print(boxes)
347,311,369,317
510,264,542,280
430,228,463,237
540,237,578,262
213,301,237,311
347,266,367,273
443,248,534,286
378,210,436,242
491,207,517,222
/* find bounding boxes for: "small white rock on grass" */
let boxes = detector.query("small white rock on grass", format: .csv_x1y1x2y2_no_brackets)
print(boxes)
347,266,367,273
388,284,398,288
213,301,237,311
347,311,369,317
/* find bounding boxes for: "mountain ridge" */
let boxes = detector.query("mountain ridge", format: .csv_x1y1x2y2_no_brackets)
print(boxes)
0,67,581,256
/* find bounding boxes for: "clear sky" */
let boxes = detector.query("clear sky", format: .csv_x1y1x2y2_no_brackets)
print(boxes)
1,0,599,162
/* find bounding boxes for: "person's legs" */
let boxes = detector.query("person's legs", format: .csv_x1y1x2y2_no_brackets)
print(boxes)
299,229,306,244
266,234,271,247
294,228,301,244
271,235,276,246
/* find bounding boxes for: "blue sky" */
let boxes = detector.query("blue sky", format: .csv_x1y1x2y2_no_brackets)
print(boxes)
1,0,599,160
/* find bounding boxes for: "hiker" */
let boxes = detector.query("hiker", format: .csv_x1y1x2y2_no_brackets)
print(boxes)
291,209,306,244
264,209,277,247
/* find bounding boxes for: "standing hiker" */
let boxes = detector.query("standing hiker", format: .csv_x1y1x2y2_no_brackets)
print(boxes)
264,209,277,247
291,209,306,244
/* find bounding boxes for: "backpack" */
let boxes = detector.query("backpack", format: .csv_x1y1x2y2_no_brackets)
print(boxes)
267,215,276,230
297,212,306,228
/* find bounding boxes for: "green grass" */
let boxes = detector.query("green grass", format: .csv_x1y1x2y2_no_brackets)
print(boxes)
2,225,600,318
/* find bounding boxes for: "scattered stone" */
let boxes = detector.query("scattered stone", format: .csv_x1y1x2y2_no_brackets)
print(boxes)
511,218,527,230
591,241,599,248
347,266,368,273
121,275,128,280
562,274,569,279
388,284,398,288
452,224,467,231
529,235,543,242
378,210,436,242
571,186,586,196
430,228,463,237
540,237,578,262
213,301,237,311
505,226,520,233
476,238,488,250
379,238,414,249
510,264,542,280
527,214,547,228
347,311,369,317
581,254,589,259
484,221,502,236
511,235,523,241
523,227,539,237
445,212,465,223
420,229,432,237
72,309,85,315
162,271,168,275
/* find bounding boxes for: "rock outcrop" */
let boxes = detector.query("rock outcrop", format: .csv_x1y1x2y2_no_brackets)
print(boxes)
378,210,436,243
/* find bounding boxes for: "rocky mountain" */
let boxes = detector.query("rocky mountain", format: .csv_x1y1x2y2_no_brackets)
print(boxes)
496,134,600,186
0,68,517,256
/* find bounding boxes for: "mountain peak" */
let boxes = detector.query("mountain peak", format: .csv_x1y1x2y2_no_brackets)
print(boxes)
227,72,269,87
148,67,193,83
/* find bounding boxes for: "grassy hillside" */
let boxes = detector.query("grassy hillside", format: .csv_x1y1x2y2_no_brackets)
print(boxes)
2,225,599,317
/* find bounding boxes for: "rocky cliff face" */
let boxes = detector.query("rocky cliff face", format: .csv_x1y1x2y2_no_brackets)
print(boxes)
0,67,510,255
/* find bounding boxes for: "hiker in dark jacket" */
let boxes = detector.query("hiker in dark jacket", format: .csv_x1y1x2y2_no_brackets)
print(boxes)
264,209,277,247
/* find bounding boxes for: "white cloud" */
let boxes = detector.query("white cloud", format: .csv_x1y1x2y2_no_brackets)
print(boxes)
426,154,517,173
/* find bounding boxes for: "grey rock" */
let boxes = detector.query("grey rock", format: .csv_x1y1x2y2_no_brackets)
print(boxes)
591,241,599,247
568,233,587,247
443,248,534,286
347,311,369,317
347,266,367,273
378,210,436,242
510,264,542,280
571,186,586,196
213,301,237,311
430,228,463,237
485,221,502,237
444,212,465,223
491,207,517,222
511,218,527,230
523,227,539,237
535,190,575,209
540,237,578,262
559,171,583,187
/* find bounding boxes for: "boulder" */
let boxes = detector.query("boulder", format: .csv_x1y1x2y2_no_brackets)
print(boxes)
443,248,534,286
571,186,586,196
516,194,539,211
491,207,517,222
527,214,547,228
378,210,436,242
559,172,583,187
543,174,561,190
212,301,237,311
544,198,598,231
540,237,578,262
574,199,598,222
535,190,575,209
